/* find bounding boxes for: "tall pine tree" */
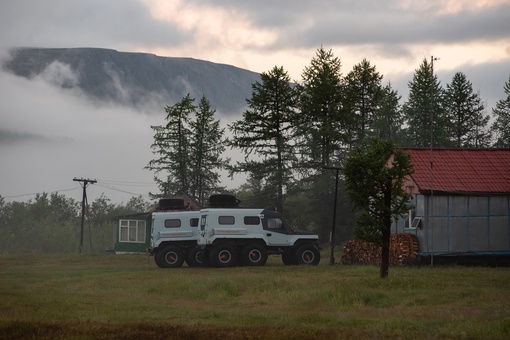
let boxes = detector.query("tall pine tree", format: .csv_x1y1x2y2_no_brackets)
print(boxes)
373,82,404,143
146,95,195,198
344,58,383,145
444,72,490,148
146,94,227,201
297,47,346,170
402,58,447,147
189,96,229,206
228,66,297,212
491,75,510,148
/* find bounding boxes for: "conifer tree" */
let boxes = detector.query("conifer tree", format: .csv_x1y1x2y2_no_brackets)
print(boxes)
189,96,229,206
145,95,195,198
373,83,404,143
297,47,346,170
491,75,510,148
444,72,490,148
228,66,297,212
402,59,448,147
344,58,383,145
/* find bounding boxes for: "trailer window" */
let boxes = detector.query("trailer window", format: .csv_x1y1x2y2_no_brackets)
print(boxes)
165,219,181,228
190,218,199,227
244,216,260,225
219,216,235,225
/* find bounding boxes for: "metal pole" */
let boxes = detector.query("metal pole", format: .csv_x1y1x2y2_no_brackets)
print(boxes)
323,166,341,265
429,56,438,266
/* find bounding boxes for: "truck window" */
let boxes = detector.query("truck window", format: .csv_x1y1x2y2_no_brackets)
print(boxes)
164,219,181,228
244,216,260,225
218,216,235,225
267,218,283,229
200,215,207,231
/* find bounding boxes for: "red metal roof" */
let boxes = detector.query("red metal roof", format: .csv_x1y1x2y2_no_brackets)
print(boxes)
402,149,510,194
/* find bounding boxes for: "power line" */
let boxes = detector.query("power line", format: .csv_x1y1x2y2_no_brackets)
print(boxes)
3,187,80,199
95,178,157,186
95,183,152,197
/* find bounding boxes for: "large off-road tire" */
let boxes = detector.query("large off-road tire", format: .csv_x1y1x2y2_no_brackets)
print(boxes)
209,244,237,267
240,243,268,266
185,246,206,267
294,244,320,265
155,246,185,268
282,249,297,265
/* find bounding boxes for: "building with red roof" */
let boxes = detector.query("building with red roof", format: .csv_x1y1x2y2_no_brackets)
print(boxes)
393,148,510,263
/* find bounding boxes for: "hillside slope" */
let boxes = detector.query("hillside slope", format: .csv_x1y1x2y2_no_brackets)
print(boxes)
3,47,260,115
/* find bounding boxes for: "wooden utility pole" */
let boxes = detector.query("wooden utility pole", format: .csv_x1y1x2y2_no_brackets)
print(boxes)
73,178,97,253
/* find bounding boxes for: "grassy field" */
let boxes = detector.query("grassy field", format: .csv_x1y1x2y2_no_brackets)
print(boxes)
0,253,509,339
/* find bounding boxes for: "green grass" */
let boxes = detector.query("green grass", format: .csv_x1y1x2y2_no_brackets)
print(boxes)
1,253,509,339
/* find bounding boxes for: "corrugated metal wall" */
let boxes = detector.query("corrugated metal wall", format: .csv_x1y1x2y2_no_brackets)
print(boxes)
394,195,510,255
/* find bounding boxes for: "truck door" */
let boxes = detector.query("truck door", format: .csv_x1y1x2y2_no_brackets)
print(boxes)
262,210,292,246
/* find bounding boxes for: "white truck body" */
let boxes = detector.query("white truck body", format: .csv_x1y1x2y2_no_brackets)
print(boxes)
197,208,321,267
150,210,203,268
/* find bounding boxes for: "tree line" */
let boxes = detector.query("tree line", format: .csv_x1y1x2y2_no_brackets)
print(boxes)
147,47,510,244
0,193,154,253
2,47,509,254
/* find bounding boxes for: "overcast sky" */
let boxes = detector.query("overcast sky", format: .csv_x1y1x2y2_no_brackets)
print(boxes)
1,0,510,204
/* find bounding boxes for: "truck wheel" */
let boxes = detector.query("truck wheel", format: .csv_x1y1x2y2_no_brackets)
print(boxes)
209,244,237,267
241,244,268,266
155,246,185,268
294,244,320,265
282,249,297,265
186,246,205,267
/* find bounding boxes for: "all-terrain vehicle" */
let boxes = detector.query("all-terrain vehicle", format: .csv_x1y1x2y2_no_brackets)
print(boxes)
197,207,321,267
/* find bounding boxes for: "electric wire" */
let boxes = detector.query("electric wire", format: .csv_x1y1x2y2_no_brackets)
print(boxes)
3,186,81,199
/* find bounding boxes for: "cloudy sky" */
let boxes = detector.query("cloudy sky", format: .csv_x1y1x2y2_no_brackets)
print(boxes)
1,0,510,204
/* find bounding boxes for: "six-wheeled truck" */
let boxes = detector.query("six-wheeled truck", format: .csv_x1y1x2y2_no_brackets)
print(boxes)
197,208,321,267
148,199,204,268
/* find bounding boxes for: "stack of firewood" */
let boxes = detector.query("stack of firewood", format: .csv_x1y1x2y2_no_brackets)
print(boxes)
341,233,419,266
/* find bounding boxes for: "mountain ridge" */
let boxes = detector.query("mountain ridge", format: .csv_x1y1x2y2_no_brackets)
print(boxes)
3,47,261,115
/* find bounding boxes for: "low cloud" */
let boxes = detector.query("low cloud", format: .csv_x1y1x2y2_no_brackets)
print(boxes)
0,66,159,203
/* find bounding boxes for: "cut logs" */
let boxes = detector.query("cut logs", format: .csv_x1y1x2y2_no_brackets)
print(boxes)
341,233,419,266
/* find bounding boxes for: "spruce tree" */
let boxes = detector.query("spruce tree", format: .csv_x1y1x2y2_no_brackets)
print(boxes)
402,58,447,147
444,72,490,148
491,75,510,148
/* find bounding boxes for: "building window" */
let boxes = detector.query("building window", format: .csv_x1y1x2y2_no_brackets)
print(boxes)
218,216,235,225
119,219,146,243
